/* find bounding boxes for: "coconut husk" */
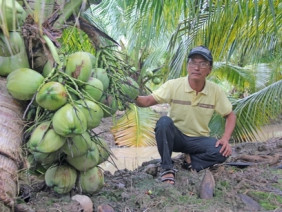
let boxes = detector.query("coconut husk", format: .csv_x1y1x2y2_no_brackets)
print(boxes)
0,77,24,209
0,77,24,163
0,155,18,207
199,169,215,199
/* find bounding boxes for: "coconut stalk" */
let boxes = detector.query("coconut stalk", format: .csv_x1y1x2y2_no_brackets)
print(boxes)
0,77,24,211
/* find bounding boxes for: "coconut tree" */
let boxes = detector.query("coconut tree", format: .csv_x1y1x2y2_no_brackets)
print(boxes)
91,0,281,145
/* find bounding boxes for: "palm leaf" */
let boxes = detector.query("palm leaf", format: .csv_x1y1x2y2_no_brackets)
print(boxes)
111,104,160,147
210,62,256,92
59,26,96,54
167,0,281,80
210,80,282,142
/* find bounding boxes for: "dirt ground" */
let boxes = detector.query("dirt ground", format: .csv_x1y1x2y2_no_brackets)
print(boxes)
15,109,282,212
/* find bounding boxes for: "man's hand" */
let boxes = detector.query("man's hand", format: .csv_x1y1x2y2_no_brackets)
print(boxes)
215,138,232,157
135,95,158,107
216,111,236,157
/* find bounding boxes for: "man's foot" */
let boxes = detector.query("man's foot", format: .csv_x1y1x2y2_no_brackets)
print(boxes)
184,153,191,163
181,153,192,170
160,169,176,185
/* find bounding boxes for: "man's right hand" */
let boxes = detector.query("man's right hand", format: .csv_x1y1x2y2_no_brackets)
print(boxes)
135,95,158,107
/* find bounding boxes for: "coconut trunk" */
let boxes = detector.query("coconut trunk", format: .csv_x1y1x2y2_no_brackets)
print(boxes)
0,77,24,211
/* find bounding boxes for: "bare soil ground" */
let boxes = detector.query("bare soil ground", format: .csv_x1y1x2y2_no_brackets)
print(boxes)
15,110,282,212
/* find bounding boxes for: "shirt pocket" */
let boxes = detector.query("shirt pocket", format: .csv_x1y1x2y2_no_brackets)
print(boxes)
196,103,215,117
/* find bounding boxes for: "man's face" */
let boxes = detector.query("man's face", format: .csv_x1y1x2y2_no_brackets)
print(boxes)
187,55,212,80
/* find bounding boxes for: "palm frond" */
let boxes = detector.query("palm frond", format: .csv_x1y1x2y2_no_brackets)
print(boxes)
211,62,256,92
167,0,281,79
111,104,160,147
59,26,96,54
210,80,282,142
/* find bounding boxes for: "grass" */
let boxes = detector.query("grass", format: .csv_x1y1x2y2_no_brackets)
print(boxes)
248,190,282,210
271,169,282,190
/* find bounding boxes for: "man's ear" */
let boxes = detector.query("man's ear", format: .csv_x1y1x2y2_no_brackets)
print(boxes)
207,68,212,76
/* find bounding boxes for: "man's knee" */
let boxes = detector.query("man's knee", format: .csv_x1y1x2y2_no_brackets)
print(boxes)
212,147,228,163
155,116,173,130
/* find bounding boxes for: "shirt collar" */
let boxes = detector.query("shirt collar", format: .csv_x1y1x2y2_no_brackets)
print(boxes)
185,75,208,95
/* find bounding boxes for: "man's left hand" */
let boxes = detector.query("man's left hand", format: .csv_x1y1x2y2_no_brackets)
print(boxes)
215,138,232,157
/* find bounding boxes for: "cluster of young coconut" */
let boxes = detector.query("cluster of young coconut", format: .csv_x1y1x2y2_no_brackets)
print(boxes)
6,51,109,194
1,0,140,195
3,49,139,195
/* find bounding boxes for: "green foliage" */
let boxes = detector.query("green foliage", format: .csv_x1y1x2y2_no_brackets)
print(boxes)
211,62,256,93
168,0,281,79
73,0,281,143
210,80,282,142
232,80,282,142
111,104,159,147
59,27,96,55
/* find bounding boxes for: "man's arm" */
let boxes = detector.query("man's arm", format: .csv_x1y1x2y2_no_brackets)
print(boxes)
215,111,236,157
135,95,158,107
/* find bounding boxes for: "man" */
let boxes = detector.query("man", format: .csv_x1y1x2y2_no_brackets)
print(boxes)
135,46,236,185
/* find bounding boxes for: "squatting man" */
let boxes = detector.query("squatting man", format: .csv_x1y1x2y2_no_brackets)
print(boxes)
135,46,236,184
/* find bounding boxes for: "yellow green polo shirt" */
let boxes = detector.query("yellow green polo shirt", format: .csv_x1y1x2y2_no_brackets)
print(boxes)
152,76,232,137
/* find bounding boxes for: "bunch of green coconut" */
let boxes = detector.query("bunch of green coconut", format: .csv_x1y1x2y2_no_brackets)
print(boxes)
0,0,140,195
1,37,139,195
5,52,109,194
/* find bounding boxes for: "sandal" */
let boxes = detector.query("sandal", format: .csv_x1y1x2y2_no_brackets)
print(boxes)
181,160,192,170
160,169,177,185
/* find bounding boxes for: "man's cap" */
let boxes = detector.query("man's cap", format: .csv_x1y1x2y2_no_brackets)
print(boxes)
188,46,213,62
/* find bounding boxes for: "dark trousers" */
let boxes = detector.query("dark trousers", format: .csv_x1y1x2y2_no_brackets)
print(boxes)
154,116,227,171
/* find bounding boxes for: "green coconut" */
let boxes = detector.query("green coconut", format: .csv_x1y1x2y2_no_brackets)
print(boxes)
52,104,87,137
61,132,92,158
65,51,92,82
45,164,77,194
42,60,54,77
0,48,30,76
100,94,118,117
0,0,27,31
84,77,103,101
120,76,139,100
91,68,109,91
32,150,62,169
152,77,161,84
66,142,100,172
79,166,104,194
145,70,154,77
86,52,96,67
0,31,26,55
6,68,44,100
95,138,111,164
76,99,104,129
27,121,66,153
36,82,68,111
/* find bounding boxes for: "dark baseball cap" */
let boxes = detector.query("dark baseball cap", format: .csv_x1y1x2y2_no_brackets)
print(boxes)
188,46,213,62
